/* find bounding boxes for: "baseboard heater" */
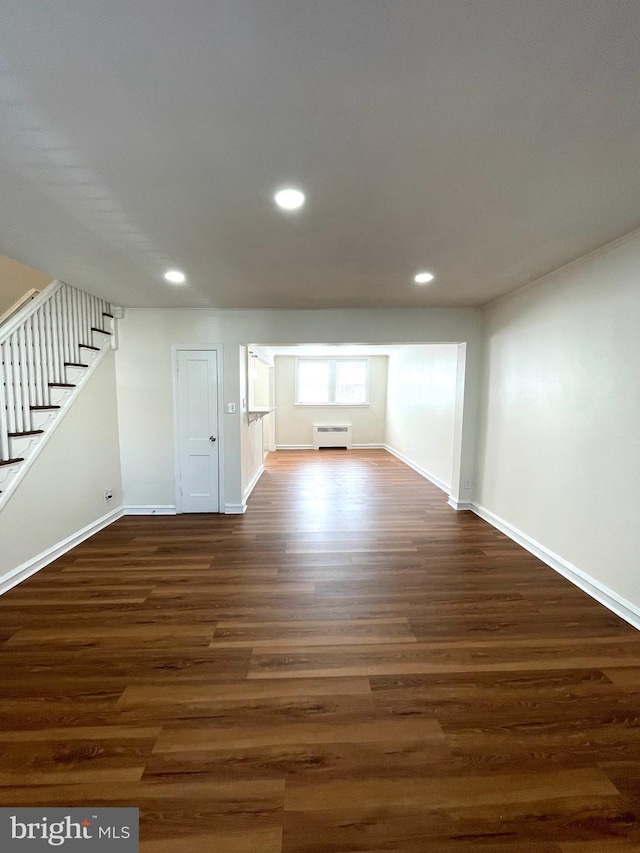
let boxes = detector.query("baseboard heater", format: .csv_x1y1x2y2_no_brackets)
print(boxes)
313,425,352,450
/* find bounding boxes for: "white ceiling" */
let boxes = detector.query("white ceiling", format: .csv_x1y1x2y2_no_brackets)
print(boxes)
1,1,639,310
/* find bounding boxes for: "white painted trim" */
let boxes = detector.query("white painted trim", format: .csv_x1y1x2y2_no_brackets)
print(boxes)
448,497,474,511
472,502,640,632
224,502,247,515
243,464,265,503
171,344,225,515
384,444,451,495
0,339,112,512
0,506,123,596
123,505,177,515
276,443,385,450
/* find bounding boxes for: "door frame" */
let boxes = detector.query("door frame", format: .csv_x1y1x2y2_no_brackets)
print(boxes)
172,344,225,514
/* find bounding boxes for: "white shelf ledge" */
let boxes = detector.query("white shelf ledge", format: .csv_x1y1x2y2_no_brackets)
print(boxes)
247,408,275,423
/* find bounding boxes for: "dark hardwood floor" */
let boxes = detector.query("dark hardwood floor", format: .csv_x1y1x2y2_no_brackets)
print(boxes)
1,449,640,851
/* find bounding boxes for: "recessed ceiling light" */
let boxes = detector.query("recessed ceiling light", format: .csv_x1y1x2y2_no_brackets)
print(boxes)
164,269,186,284
414,271,434,284
274,187,306,211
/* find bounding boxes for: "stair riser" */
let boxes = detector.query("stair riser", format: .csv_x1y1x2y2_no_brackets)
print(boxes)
9,435,42,457
0,463,21,486
31,409,59,431
49,387,74,406
91,330,112,349
64,366,87,383
78,348,100,364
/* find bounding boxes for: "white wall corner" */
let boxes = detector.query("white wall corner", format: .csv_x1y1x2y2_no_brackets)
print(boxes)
472,502,640,632
384,445,451,495
0,506,124,596
225,502,247,514
123,505,177,515
243,464,265,503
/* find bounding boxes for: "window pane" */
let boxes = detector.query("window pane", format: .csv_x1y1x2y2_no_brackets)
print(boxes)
298,360,330,403
336,360,367,404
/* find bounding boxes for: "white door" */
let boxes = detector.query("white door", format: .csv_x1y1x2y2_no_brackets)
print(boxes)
176,350,220,512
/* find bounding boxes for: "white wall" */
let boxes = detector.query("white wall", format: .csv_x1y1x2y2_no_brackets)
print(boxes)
274,355,388,448
115,307,481,512
476,233,640,610
240,345,267,505
0,350,122,580
385,345,459,492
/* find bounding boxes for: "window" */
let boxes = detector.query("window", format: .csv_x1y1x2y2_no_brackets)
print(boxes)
295,358,369,405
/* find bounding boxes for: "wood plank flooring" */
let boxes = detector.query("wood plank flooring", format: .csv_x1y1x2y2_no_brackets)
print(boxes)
1,449,640,851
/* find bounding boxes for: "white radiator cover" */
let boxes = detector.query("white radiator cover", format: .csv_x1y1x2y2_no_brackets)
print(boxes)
313,424,352,449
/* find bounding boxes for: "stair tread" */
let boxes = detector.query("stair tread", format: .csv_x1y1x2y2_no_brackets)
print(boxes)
64,362,89,368
8,430,44,437
102,312,114,318
48,382,76,388
79,344,100,351
91,327,112,334
30,405,61,410
0,458,24,467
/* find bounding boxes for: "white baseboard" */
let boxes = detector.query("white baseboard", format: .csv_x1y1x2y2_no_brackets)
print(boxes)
244,464,265,503
0,506,124,596
472,502,640,632
224,502,247,514
384,445,451,495
276,443,385,451
448,497,474,511
124,505,177,515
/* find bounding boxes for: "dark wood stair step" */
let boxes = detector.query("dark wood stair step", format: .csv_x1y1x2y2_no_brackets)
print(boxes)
0,458,24,467
79,344,100,351
8,430,44,438
64,362,88,368
48,383,76,388
102,312,114,319
30,405,61,411
91,327,111,335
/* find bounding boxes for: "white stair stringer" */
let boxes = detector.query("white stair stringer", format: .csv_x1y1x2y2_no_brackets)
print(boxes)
0,282,118,508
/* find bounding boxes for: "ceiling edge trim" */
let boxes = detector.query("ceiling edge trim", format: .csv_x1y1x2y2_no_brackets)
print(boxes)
482,222,640,311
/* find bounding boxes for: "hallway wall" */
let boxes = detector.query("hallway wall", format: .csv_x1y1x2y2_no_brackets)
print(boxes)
385,345,459,493
0,351,122,586
476,232,640,615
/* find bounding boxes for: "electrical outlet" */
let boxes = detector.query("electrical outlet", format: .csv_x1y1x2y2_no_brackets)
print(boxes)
104,489,113,502
226,402,236,414
463,479,473,489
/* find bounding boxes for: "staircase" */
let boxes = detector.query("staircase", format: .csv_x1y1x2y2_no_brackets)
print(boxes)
0,280,117,506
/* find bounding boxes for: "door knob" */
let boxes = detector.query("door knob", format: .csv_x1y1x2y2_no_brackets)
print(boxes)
209,435,216,442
